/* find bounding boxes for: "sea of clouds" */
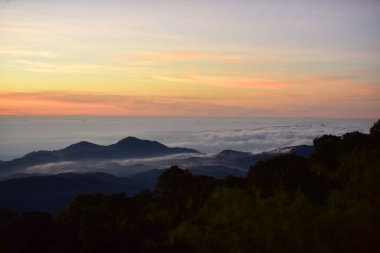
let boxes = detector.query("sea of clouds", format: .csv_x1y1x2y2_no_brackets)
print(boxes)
0,116,375,160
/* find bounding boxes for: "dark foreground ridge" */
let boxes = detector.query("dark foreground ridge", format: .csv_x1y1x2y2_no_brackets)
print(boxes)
0,173,143,213
0,119,379,253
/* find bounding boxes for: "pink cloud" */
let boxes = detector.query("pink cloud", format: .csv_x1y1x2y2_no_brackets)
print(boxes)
0,91,270,116
1,87,378,118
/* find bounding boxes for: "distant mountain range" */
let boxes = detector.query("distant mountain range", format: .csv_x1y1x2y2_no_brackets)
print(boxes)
0,137,200,177
0,137,312,213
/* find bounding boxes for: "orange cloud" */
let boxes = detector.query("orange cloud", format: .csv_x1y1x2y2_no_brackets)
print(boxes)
0,91,269,116
1,83,378,118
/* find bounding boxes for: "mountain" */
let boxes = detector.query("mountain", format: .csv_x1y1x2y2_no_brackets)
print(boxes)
0,165,247,213
270,145,313,157
179,147,312,172
0,137,200,177
0,172,142,213
188,165,246,178
129,169,164,190
0,137,312,178
0,142,313,213
128,165,247,187
212,149,275,170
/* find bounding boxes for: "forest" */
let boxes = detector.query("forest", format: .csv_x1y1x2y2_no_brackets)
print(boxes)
0,119,379,253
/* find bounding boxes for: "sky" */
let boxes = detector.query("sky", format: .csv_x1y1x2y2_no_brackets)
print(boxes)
0,0,379,118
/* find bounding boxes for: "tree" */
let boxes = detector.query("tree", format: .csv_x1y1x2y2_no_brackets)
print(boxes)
370,119,380,139
247,154,310,196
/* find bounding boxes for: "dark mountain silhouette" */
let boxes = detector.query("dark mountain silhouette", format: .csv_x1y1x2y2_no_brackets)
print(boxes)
177,145,312,172
0,172,44,181
216,149,252,158
0,136,312,178
188,165,246,178
0,146,303,213
104,137,198,159
0,172,142,213
213,149,274,169
128,165,246,189
0,165,246,213
129,169,164,190
0,136,314,213
0,137,200,177
273,144,313,157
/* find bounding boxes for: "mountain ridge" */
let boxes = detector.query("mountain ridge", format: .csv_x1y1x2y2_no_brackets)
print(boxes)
0,137,201,177
0,140,313,213
0,172,141,213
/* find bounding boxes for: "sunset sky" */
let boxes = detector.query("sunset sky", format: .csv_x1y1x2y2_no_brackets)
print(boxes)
1,0,379,118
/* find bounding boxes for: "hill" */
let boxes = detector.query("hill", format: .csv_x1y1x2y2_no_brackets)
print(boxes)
0,137,200,177
0,172,141,213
